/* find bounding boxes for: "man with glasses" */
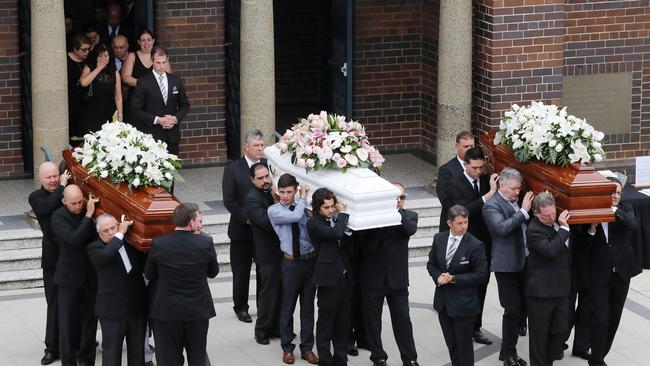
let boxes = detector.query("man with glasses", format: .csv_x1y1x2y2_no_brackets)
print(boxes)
358,182,420,366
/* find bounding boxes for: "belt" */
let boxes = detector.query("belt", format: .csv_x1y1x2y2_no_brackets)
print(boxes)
283,252,317,261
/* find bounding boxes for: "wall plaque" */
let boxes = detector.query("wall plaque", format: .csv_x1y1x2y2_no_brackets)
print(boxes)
563,72,632,134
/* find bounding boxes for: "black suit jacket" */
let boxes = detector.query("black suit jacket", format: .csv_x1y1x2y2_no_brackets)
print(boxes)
525,217,571,298
441,174,491,251
87,236,147,319
436,157,464,228
308,213,352,288
244,187,282,265
145,230,218,321
587,203,641,282
222,157,267,241
51,207,98,288
359,209,418,290
28,185,64,269
131,71,190,154
427,231,488,318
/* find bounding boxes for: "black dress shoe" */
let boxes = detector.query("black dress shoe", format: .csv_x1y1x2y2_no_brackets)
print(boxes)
472,330,493,345
347,345,359,356
373,359,387,366
571,349,591,360
403,361,420,366
40,350,59,365
503,356,519,366
236,310,253,323
515,355,527,366
255,335,270,345
519,324,527,337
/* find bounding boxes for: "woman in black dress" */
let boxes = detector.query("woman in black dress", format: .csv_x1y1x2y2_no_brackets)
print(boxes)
79,43,123,134
67,33,92,142
121,29,171,122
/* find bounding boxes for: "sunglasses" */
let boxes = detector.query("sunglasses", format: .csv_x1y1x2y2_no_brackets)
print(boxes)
79,48,91,52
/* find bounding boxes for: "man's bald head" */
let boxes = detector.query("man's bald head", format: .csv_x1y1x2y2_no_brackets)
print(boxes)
39,162,60,192
111,35,129,60
63,185,85,215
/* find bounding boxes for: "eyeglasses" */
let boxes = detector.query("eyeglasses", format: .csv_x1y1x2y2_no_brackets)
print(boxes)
79,48,91,52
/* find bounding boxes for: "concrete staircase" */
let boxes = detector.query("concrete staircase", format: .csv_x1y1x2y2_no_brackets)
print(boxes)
0,196,441,291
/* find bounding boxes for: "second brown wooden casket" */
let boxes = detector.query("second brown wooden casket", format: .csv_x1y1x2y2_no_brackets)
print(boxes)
480,132,616,224
63,149,180,251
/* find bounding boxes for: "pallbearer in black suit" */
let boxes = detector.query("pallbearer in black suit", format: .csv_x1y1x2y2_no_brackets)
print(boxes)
145,203,219,366
87,214,147,366
51,185,100,366
427,204,488,366
359,182,419,366
267,174,319,365
131,46,190,155
28,162,70,365
525,193,571,366
307,188,352,366
222,129,266,323
244,163,283,345
436,131,475,228
586,178,641,366
441,146,498,345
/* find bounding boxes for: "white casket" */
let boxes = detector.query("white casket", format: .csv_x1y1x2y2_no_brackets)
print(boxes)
264,146,401,230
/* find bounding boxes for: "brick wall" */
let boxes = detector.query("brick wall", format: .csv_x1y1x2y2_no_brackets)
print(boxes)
0,1,23,177
353,0,439,161
564,0,650,172
473,0,565,136
154,0,227,166
474,0,650,176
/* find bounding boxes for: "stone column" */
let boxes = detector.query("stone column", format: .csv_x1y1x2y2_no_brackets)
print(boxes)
31,0,69,181
436,0,472,166
240,0,276,147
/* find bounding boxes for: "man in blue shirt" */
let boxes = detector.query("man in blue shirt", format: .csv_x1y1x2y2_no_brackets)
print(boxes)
268,174,319,365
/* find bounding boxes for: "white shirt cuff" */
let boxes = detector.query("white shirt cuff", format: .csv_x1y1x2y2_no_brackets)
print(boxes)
520,208,529,220
114,232,124,240
560,225,570,232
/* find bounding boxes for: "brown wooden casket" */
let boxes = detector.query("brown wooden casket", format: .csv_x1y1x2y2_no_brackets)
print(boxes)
63,149,180,251
480,132,616,224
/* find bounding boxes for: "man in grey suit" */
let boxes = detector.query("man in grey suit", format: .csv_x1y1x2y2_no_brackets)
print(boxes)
483,168,534,366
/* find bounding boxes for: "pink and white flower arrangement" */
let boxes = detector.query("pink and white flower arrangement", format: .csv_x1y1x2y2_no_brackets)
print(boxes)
276,111,385,172
494,102,606,166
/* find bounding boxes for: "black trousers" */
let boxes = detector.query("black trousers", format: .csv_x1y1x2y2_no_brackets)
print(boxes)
254,263,282,339
57,284,98,366
280,258,316,352
438,308,474,366
99,314,146,366
43,268,59,355
567,284,591,353
473,249,491,331
527,296,569,366
495,270,527,359
230,239,255,312
362,286,417,363
153,319,209,366
589,272,630,366
317,282,352,366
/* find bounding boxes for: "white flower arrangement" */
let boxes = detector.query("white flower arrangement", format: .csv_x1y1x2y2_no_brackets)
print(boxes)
276,111,385,172
494,102,606,166
72,121,184,190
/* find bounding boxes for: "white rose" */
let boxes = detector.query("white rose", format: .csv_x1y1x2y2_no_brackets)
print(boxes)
132,177,140,187
555,144,563,152
594,153,603,162
100,170,108,178
134,166,143,174
165,172,173,180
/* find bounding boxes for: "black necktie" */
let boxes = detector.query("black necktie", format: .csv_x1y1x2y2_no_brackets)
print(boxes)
289,205,301,261
110,27,117,38
473,179,480,198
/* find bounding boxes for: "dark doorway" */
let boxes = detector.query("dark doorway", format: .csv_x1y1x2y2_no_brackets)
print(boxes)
224,0,352,160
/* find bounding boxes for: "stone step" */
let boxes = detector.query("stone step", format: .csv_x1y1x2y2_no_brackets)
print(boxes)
0,248,41,272
0,269,43,291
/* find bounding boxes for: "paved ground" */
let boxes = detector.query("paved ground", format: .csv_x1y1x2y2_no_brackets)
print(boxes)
2,261,650,365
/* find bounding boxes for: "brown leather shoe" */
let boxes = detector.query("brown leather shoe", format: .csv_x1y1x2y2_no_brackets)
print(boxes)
282,352,295,364
301,351,319,364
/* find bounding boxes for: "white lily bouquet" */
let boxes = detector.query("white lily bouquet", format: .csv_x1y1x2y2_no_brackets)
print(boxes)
494,101,606,167
276,111,385,172
72,122,184,190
